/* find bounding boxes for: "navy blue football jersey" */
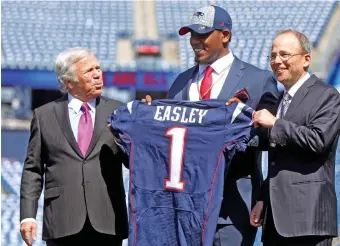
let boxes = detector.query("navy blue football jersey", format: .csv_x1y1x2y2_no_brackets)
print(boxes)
108,99,254,246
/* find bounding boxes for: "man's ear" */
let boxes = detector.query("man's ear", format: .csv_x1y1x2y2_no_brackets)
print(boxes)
303,53,311,69
64,78,73,90
222,30,231,43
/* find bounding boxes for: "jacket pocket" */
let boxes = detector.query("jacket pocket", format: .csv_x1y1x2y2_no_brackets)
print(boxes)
44,186,60,199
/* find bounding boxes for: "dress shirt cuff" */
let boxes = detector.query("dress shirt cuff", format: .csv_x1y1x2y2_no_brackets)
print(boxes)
20,218,36,224
113,135,125,152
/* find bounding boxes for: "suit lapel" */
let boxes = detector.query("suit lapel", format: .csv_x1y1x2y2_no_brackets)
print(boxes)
182,66,199,100
85,96,107,158
217,57,245,100
54,94,83,158
284,75,317,120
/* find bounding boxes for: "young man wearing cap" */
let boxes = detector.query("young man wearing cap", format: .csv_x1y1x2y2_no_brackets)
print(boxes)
167,5,279,246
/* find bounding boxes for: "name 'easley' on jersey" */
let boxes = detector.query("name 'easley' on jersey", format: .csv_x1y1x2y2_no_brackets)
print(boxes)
154,105,208,124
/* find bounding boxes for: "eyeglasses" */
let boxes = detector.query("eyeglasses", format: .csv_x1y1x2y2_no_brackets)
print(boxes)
268,53,306,62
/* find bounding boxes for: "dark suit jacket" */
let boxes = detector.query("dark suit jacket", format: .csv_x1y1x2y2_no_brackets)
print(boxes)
20,95,128,240
260,75,340,237
168,56,279,229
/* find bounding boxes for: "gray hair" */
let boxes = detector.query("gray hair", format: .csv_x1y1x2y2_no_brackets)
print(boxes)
55,47,93,93
276,29,312,54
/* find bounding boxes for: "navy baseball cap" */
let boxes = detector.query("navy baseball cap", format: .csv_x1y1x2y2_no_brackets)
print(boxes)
179,5,232,36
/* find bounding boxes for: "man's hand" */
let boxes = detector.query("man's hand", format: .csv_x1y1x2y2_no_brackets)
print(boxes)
107,123,113,132
253,109,277,128
20,221,37,246
250,201,264,227
107,124,122,144
226,97,241,105
141,95,152,105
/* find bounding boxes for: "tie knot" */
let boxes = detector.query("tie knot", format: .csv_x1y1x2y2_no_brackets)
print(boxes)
81,103,90,113
205,66,214,75
283,92,292,101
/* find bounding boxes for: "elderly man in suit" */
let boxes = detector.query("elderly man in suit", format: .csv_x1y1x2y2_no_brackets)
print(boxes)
20,47,128,246
144,5,279,246
250,30,340,245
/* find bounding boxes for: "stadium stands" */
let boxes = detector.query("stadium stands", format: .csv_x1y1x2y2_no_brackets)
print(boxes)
1,159,23,196
155,0,337,70
1,0,134,72
2,0,337,72
2,1,337,72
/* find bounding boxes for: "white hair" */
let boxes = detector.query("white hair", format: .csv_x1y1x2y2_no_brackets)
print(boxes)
55,47,93,93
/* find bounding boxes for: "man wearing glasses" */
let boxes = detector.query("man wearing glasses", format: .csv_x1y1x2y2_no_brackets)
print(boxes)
250,29,340,245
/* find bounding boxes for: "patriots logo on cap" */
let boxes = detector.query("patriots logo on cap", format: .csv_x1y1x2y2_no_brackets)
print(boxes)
198,25,207,30
193,11,204,19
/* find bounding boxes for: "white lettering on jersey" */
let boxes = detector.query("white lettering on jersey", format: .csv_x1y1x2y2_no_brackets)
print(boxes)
154,106,164,121
154,106,208,124
171,107,181,121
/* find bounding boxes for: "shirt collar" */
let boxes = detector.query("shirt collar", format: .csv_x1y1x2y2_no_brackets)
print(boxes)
198,51,234,76
286,72,311,98
68,94,96,113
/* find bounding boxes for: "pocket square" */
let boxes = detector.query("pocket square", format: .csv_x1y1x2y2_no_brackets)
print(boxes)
234,88,250,103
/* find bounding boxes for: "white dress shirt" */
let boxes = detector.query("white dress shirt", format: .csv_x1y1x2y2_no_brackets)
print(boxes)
21,94,96,224
276,72,311,118
189,51,234,101
68,94,96,141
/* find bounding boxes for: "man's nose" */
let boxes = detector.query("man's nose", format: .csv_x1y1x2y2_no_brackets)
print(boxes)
93,70,101,78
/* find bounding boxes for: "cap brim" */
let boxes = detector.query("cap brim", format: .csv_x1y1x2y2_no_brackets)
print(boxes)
178,24,215,36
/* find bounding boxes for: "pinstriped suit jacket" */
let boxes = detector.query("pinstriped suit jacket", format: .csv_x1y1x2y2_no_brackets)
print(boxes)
262,75,340,237
20,95,128,240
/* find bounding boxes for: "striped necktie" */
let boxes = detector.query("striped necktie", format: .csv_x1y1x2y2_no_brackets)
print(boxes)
280,92,292,118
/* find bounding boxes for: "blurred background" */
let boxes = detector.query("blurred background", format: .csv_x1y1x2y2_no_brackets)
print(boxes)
1,0,340,245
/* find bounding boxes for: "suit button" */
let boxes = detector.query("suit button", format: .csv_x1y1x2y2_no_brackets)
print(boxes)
270,161,275,166
81,182,84,186
83,161,87,165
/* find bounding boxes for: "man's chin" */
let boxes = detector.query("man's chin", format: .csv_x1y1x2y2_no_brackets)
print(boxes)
93,89,102,97
195,56,208,64
87,89,102,100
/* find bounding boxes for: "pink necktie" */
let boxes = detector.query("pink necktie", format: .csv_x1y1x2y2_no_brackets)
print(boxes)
78,103,93,156
200,66,214,100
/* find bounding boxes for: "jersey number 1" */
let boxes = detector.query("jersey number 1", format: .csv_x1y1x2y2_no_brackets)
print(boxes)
164,127,187,191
